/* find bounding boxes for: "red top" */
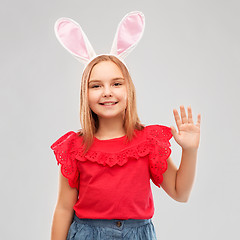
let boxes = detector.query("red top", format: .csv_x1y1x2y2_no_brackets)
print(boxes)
50,124,172,220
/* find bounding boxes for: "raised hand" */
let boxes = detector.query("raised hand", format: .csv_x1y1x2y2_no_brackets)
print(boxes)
170,106,201,150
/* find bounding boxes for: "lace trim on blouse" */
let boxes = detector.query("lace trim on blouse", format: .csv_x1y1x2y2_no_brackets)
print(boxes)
50,131,80,190
50,125,172,189
147,125,172,187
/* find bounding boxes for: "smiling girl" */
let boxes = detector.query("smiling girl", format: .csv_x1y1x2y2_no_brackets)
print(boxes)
50,11,201,240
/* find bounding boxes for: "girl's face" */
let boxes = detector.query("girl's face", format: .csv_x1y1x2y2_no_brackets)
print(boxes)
88,61,127,120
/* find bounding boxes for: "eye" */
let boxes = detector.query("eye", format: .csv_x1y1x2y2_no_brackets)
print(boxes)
92,85,100,88
90,82,122,88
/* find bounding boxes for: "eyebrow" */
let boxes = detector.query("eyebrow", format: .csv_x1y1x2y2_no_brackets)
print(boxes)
89,77,125,84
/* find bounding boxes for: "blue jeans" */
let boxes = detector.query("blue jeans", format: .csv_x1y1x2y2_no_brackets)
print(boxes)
67,212,157,240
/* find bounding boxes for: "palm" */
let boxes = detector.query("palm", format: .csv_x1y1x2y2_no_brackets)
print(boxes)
171,106,201,150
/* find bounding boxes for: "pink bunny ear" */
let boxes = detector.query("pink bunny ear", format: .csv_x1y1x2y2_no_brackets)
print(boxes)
54,18,96,65
110,11,145,59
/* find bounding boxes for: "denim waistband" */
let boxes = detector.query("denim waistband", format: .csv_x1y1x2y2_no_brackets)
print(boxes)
73,213,152,229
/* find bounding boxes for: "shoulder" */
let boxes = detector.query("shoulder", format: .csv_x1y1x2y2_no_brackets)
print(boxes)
146,125,173,188
50,130,83,153
144,124,172,140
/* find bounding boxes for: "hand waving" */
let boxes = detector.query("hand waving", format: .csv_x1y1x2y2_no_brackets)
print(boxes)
170,106,201,150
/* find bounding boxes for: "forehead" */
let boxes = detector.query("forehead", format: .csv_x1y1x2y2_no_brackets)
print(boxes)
89,61,124,80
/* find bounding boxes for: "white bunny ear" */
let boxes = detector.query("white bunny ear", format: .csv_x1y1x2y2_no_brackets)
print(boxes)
110,11,145,60
54,17,96,65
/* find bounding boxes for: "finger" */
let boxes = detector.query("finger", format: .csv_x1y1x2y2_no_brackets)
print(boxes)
173,108,182,131
170,126,178,138
180,105,188,124
196,113,201,128
187,106,194,124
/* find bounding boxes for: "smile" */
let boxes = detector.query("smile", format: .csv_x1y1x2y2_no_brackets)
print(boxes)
99,102,118,106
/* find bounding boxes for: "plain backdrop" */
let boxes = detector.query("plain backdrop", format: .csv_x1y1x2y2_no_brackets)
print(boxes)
1,0,240,239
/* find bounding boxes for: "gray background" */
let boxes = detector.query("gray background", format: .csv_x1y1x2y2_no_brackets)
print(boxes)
1,0,240,239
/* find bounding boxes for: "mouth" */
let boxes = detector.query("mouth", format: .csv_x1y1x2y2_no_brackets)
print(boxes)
99,102,118,106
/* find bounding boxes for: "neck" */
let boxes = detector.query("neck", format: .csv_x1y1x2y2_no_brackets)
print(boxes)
95,115,126,139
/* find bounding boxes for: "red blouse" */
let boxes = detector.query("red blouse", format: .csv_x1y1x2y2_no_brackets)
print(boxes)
50,124,172,220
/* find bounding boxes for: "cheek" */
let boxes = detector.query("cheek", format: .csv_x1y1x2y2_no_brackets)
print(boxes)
88,92,99,103
88,97,96,109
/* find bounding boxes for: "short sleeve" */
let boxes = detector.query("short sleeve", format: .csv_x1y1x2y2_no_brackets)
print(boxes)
147,125,173,188
50,131,80,191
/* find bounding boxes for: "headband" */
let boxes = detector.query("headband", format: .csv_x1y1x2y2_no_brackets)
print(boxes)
54,11,145,72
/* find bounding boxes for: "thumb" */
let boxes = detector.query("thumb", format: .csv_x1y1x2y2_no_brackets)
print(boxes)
170,126,177,137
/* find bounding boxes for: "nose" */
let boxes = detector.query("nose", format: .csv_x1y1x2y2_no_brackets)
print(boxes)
102,85,112,96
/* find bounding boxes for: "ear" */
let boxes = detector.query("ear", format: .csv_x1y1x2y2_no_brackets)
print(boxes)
110,11,145,59
54,17,96,65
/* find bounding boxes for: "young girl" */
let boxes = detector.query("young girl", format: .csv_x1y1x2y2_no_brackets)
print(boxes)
50,12,201,240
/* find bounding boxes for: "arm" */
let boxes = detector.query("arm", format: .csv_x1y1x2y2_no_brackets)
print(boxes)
160,149,198,202
175,148,198,201
51,168,78,240
160,106,201,202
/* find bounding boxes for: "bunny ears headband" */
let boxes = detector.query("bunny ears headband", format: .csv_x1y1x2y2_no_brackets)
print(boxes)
54,11,145,72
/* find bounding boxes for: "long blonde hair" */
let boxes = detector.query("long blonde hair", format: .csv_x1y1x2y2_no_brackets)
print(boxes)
77,55,145,155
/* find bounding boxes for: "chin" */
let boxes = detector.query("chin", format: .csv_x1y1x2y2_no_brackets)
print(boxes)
98,113,124,119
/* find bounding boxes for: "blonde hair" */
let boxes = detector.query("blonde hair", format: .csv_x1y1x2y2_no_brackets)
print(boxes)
77,55,145,155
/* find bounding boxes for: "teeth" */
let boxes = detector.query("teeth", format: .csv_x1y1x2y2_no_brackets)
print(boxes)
102,102,116,105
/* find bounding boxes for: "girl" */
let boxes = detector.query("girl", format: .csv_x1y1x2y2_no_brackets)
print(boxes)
50,12,201,240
